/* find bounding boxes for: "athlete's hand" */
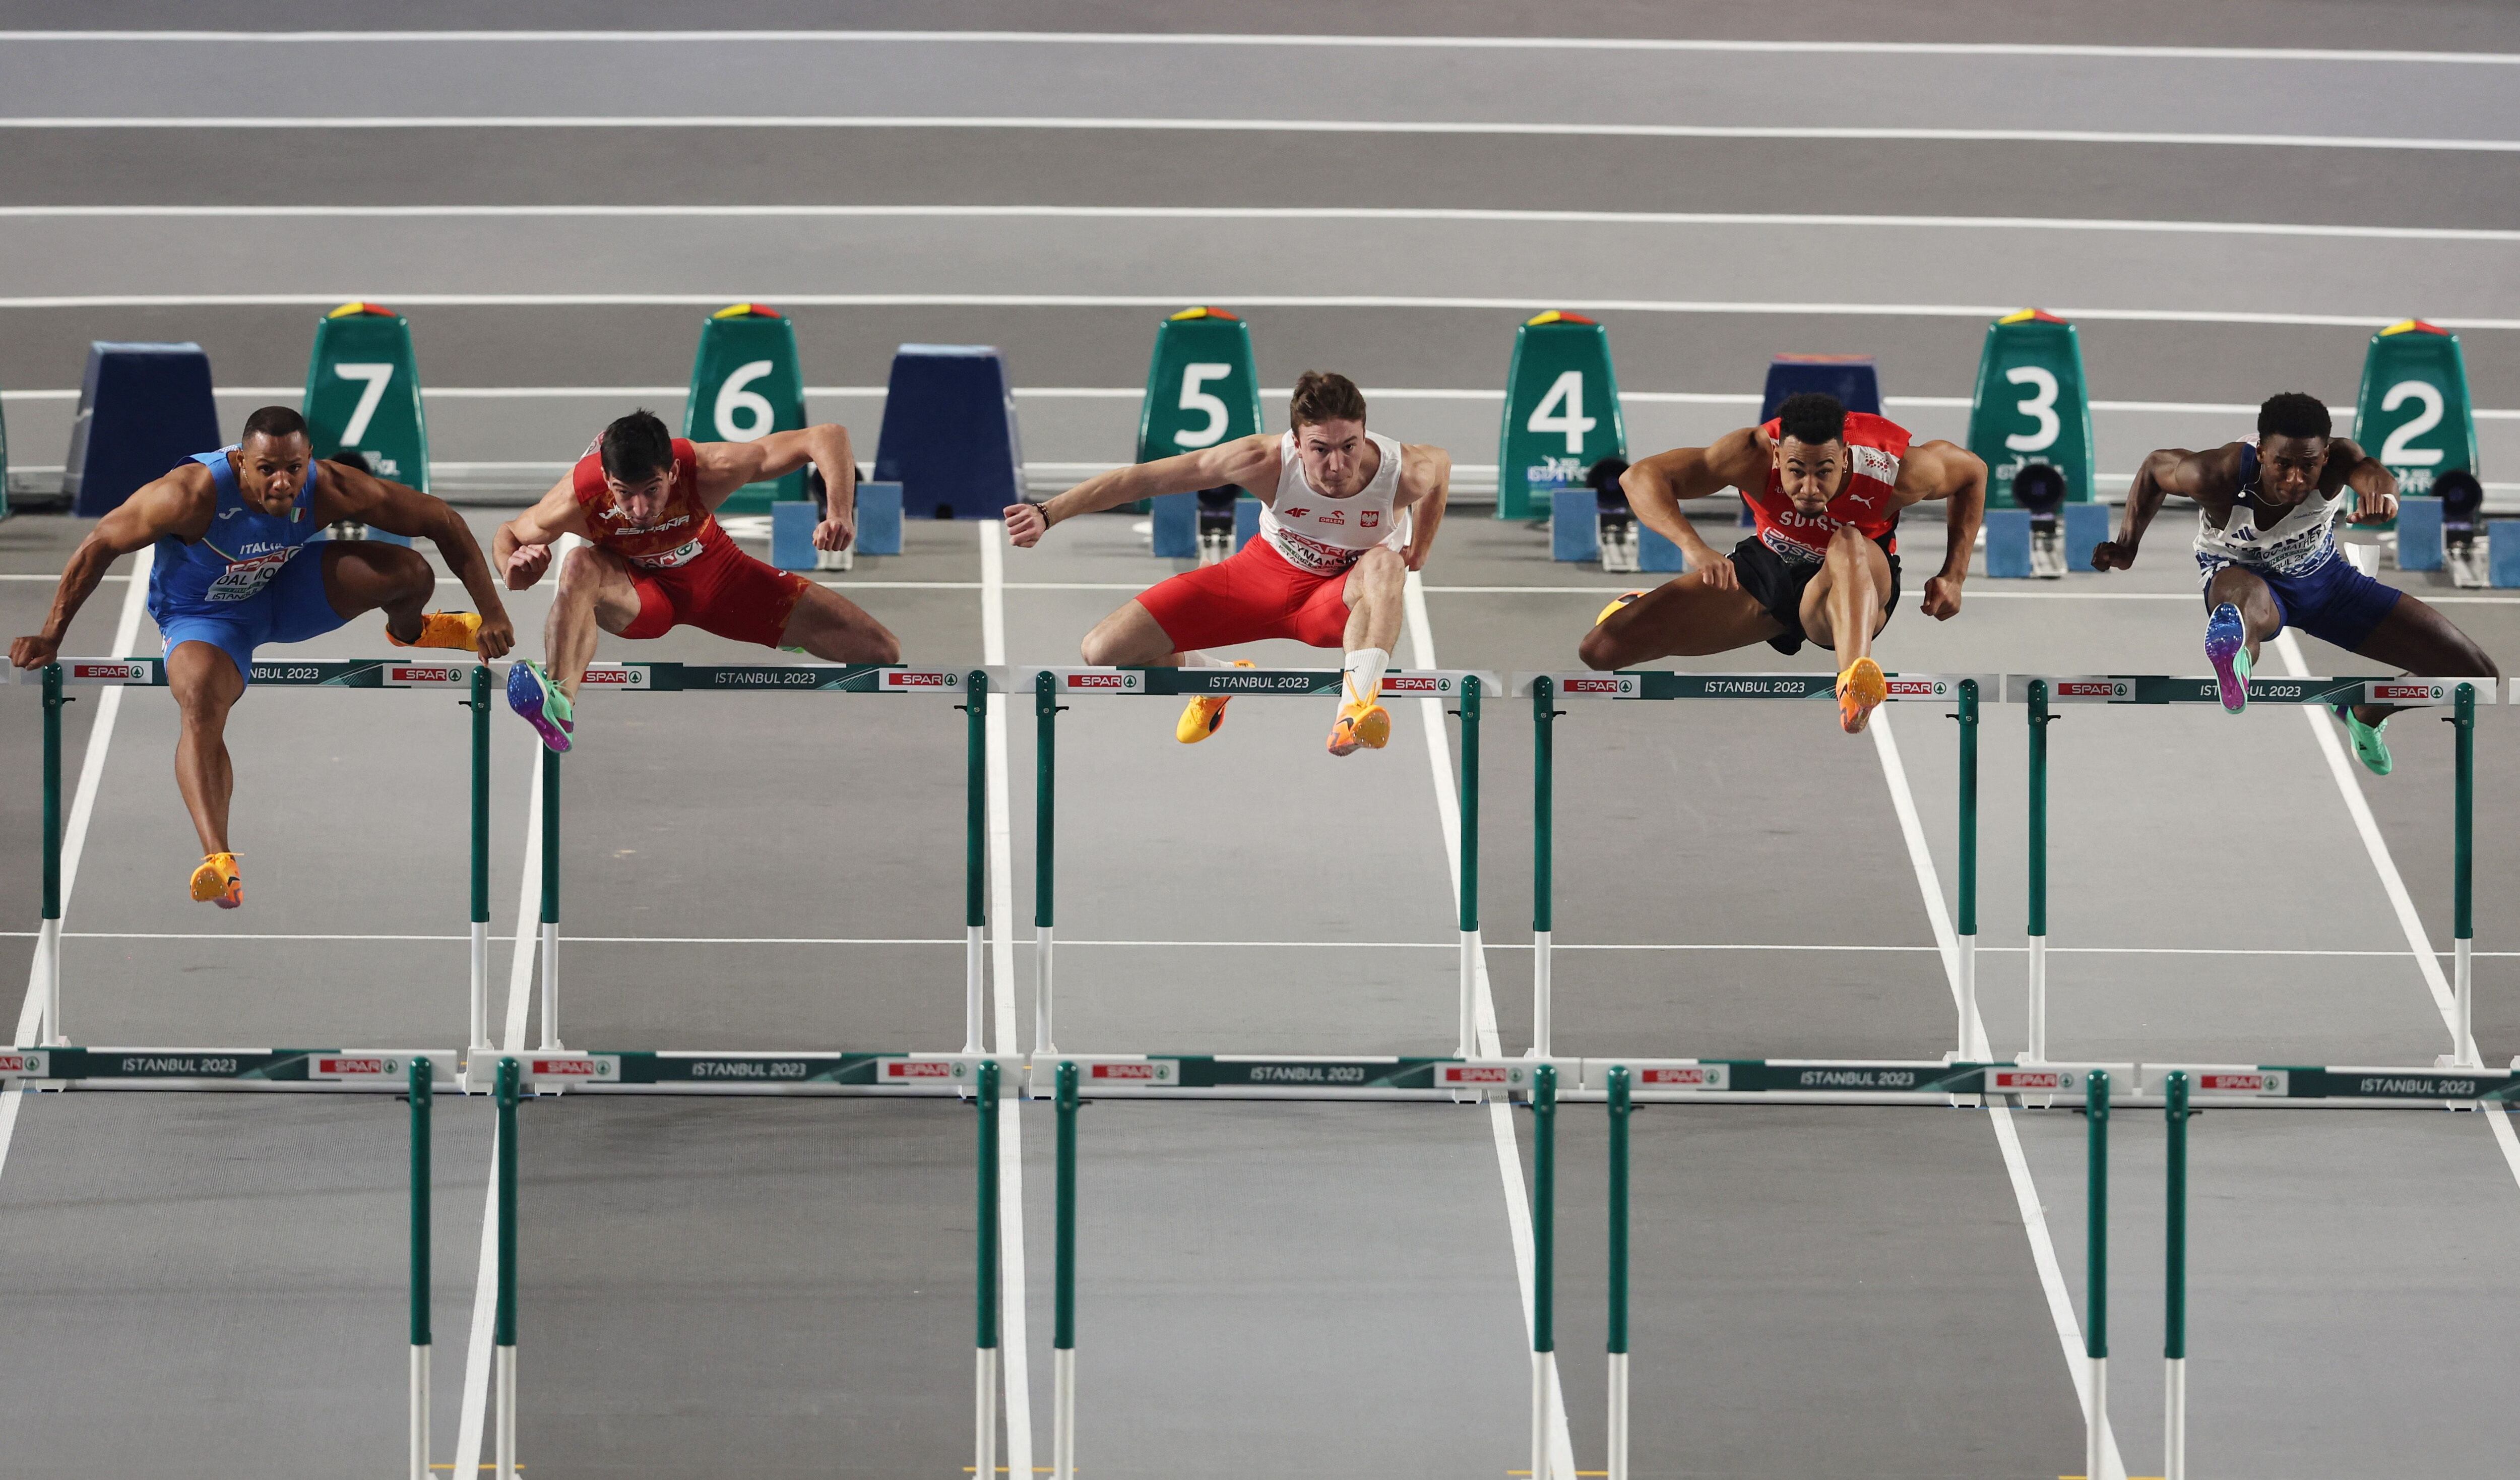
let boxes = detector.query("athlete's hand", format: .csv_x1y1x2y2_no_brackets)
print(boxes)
813,510,855,552
2348,485,2399,525
9,632,61,670
2089,540,2138,572
1920,574,1963,620
503,541,553,591
1689,551,1739,591
472,611,516,661
1002,502,1048,547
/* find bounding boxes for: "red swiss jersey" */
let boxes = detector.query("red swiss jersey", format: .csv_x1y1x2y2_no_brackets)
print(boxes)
1743,412,1911,562
571,437,732,570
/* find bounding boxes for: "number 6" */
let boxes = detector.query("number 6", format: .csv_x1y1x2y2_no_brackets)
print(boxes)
715,359,777,441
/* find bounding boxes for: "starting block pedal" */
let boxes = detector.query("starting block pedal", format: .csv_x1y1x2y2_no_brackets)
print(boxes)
2491,521,2520,588
1637,522,1686,572
1198,488,1240,565
1599,511,1639,573
1550,487,1598,563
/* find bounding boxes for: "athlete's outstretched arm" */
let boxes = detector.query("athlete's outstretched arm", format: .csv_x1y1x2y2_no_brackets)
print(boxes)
1898,440,1986,620
2328,437,2400,524
492,475,595,591
1003,434,1279,548
2092,446,2233,572
320,463,515,655
9,467,210,670
692,424,858,549
1398,443,1453,572
1619,428,1768,581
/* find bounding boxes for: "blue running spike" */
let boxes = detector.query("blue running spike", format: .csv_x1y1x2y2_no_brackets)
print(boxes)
2204,603,2251,713
506,660,573,753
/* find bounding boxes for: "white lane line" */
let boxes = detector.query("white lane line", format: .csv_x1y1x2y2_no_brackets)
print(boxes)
5,290,2514,330
9,115,2518,152
452,732,546,1480
1403,569,1577,1478
1869,708,2127,1480
1429,587,2520,602
11,32,2518,64
9,203,2517,241
978,517,1037,1477
0,547,153,1181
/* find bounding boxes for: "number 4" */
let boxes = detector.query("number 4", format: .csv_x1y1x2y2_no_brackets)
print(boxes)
332,362,395,445
1527,369,1597,454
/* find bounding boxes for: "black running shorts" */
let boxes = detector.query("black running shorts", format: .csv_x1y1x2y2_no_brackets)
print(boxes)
1727,533,1900,656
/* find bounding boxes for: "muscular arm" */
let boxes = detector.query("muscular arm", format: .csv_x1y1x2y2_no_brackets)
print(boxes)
319,464,512,643
693,424,859,549
2328,437,2400,523
2093,445,2237,572
1897,440,1987,619
1618,427,1769,573
1003,434,1280,547
10,468,210,668
1397,443,1453,572
492,476,593,591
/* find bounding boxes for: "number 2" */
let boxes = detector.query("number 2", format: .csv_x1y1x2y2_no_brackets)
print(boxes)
332,362,395,445
1527,369,1597,454
2380,380,2445,466
1174,362,1234,448
2004,365,2061,452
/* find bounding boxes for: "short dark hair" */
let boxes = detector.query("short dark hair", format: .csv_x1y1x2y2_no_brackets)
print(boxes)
2258,392,2332,441
1288,371,1367,429
241,405,308,443
1774,392,1847,448
600,409,677,484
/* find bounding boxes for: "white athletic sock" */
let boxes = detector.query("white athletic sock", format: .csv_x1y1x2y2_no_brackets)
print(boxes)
1343,647,1390,707
1178,650,1228,668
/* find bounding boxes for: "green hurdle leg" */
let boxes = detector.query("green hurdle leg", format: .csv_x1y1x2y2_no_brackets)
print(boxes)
1035,670,1059,1058
39,663,64,1045
2027,680,2054,1063
964,671,990,1055
2085,1068,2110,1480
494,1058,521,1480
975,1060,1001,1480
409,1056,433,1480
1951,677,1980,1060
1606,1065,1631,1480
2449,683,2478,1067
538,749,561,1051
1457,674,1482,1059
1532,676,1556,1059
2165,1070,2189,1480
1054,1062,1079,1480
468,667,491,1053
1530,1062,1556,1480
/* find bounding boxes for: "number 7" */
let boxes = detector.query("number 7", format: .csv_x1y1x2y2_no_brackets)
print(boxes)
333,361,396,445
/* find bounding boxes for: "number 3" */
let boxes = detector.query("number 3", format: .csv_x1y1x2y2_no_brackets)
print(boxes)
2004,365,2061,452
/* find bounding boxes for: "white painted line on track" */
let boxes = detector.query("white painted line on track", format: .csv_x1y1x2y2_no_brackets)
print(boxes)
10,32,2518,64
10,203,2516,242
1869,707,2128,1480
1403,568,1577,1478
977,517,1037,1475
0,547,152,1183
5,290,2512,330
453,729,546,1480
9,114,2516,153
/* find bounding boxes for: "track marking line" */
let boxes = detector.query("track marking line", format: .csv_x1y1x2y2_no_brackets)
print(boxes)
979,517,1037,1475
1870,708,2126,1480
1404,569,1577,1479
0,547,153,1182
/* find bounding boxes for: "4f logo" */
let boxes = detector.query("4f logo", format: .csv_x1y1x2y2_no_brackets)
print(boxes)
1282,507,1309,519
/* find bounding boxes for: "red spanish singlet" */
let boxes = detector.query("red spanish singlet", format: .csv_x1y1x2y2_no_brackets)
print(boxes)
571,437,729,569
1741,412,1911,563
570,436,808,647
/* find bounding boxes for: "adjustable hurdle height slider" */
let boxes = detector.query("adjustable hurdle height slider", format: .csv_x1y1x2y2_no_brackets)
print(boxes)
962,670,990,1055
974,1059,1002,1480
2026,680,2054,1063
1530,1062,1557,1480
2164,1070,2190,1480
1948,678,1980,1061
408,1056,432,1480
1532,676,1558,1059
467,666,491,1055
1457,674,1483,1061
537,748,561,1051
2445,683,2480,1068
1605,1065,1631,1480
1053,1061,1079,1480
1034,670,1063,1060
493,1057,521,1480
2085,1067,2111,1480
39,662,66,1045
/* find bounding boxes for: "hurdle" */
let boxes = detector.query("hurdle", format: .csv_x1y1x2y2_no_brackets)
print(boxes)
1519,670,1995,1062
2012,674,2498,1066
1016,666,1499,1062
408,1055,434,1480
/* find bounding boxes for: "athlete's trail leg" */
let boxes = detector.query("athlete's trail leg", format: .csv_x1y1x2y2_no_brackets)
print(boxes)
166,641,245,855
2205,566,2283,665
548,545,644,703
1578,570,1783,669
781,584,903,665
319,540,436,643
1080,600,1194,666
2344,591,2499,723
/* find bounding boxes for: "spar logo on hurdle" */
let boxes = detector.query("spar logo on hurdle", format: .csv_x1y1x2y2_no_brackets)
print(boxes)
1085,1060,1178,1085
69,660,152,684
1884,678,1951,699
1063,672,1139,693
1381,674,1455,695
2371,682,2448,703
385,665,467,687
578,665,651,691
2056,680,2130,700
0,1051,49,1078
879,669,963,692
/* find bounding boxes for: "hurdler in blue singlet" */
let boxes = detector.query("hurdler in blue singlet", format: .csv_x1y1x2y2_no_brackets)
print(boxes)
146,447,348,684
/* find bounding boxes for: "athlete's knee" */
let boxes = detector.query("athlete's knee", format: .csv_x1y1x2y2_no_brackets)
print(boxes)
1355,544,1404,586
860,619,902,666
1578,622,1626,671
555,544,611,602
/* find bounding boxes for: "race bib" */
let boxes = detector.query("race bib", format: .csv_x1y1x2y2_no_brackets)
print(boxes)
634,537,706,570
203,548,297,602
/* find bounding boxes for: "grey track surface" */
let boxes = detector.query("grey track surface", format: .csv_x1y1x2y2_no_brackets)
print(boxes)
5,8,2520,1480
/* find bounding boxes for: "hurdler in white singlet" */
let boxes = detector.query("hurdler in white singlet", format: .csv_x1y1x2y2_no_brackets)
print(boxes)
1260,429,1410,572
2192,433,2346,579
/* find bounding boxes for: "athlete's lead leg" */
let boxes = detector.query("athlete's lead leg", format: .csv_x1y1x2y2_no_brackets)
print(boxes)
1802,527,1893,733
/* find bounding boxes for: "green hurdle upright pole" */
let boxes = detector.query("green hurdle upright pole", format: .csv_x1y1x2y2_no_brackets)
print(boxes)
1952,677,1980,1060
1457,674,1482,1060
1606,1065,1631,1480
1532,675,1556,1059
408,1056,432,1480
2450,683,2478,1066
537,749,561,1051
2026,680,2053,1063
1035,670,1059,1058
975,1059,1001,1480
494,1058,520,1480
2085,1067,2110,1480
1530,1062,1556,1480
468,666,491,1053
1054,1061,1079,1480
39,662,64,1045
2165,1070,2189,1480
963,671,989,1055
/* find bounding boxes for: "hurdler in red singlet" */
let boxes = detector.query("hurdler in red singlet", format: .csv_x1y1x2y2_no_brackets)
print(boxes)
492,408,900,751
1581,392,1986,734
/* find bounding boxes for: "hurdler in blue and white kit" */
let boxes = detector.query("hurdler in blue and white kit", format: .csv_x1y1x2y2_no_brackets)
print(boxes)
2088,391,2497,776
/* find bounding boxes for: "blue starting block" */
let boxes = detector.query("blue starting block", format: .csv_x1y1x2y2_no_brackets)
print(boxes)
855,481,903,557
1151,491,1198,559
1983,508,2034,578
873,345,1024,520
1234,497,1262,553
2490,521,2520,588
2062,503,2112,572
1552,487,1599,562
1639,523,1686,572
2396,497,2444,571
65,342,221,517
770,501,819,570
772,481,904,569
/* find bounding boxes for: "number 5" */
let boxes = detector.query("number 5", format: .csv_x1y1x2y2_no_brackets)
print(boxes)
2004,365,2061,452
1174,362,1234,448
333,362,395,445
